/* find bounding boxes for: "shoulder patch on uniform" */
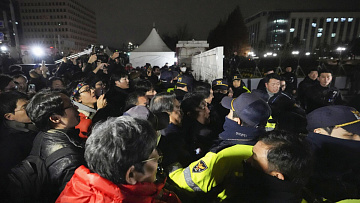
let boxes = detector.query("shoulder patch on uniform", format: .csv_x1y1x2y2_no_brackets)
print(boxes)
192,160,208,173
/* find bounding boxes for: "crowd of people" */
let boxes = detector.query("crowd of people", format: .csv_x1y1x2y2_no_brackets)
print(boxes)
0,51,359,203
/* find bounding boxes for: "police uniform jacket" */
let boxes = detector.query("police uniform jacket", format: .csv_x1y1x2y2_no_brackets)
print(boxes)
169,144,253,201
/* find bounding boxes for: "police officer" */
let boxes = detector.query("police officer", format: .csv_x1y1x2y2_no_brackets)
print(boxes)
306,105,360,201
281,66,297,95
305,68,343,113
169,93,272,201
231,74,250,98
297,68,319,109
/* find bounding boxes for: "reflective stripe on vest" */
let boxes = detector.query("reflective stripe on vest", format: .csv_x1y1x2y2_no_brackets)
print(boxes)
184,166,203,192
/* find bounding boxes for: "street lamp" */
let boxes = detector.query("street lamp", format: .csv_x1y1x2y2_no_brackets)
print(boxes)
292,50,304,76
0,45,8,52
336,47,346,51
336,47,346,60
336,47,346,74
31,46,45,57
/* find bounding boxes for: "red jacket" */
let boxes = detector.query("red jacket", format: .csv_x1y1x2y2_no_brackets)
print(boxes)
56,165,181,203
75,113,92,139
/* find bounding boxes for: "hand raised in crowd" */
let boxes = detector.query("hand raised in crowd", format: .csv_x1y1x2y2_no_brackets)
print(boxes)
93,62,108,74
40,64,49,78
70,57,78,65
110,52,119,60
88,54,97,64
96,94,107,109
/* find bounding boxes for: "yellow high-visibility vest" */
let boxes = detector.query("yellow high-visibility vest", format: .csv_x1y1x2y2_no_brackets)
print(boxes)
169,145,253,200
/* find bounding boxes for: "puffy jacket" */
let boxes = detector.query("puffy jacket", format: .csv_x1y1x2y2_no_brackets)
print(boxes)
57,165,181,203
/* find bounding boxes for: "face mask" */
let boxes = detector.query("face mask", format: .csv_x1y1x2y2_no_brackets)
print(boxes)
180,67,187,73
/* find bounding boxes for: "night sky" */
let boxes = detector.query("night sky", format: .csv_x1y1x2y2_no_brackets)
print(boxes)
84,0,356,48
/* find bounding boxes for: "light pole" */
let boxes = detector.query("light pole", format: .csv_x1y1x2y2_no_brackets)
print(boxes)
292,51,305,76
337,47,346,74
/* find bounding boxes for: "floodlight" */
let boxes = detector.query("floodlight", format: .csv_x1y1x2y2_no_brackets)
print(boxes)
31,46,45,57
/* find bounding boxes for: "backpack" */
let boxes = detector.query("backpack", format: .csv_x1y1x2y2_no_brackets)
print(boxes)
7,132,78,202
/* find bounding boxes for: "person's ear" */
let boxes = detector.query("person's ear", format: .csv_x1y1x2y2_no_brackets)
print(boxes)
4,113,14,121
49,114,61,124
270,171,284,180
125,165,137,185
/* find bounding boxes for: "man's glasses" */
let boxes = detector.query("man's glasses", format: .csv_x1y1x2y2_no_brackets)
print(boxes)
79,87,93,94
142,155,163,164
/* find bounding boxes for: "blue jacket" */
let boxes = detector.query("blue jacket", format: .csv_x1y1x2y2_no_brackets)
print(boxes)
306,132,360,201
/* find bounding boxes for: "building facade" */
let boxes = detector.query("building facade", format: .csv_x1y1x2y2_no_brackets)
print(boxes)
0,0,22,48
245,10,360,54
18,0,97,53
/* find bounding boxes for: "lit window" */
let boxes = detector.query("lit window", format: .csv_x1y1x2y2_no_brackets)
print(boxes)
348,18,353,22
312,23,317,27
273,29,285,33
290,28,295,32
317,33,322,37
274,19,287,23
326,18,331,22
341,18,346,22
331,33,336,37
318,28,323,32
334,18,338,22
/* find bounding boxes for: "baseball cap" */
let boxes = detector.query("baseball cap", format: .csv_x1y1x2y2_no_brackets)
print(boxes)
160,70,175,83
123,105,169,130
306,105,360,135
176,75,193,87
232,74,242,81
221,93,271,127
212,79,229,90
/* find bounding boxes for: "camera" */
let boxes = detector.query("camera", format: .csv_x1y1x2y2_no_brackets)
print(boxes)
93,45,109,63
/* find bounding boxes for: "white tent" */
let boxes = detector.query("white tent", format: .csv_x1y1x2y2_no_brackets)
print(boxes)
129,28,176,68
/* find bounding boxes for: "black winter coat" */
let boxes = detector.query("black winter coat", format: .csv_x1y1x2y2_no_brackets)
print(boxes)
37,129,85,197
